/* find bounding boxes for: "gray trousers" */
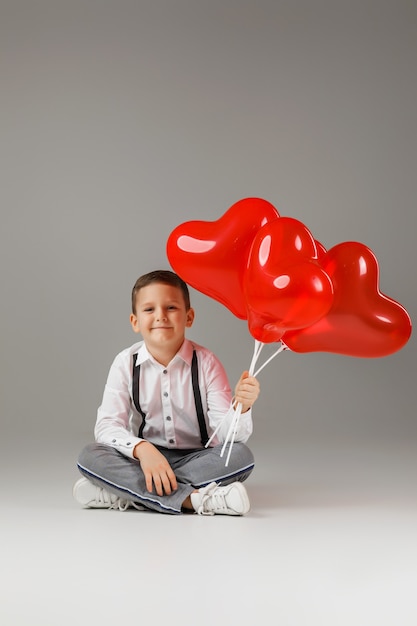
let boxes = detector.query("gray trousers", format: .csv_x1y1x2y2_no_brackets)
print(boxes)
77,442,255,515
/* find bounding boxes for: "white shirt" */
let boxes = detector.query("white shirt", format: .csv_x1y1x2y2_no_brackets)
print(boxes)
95,338,253,458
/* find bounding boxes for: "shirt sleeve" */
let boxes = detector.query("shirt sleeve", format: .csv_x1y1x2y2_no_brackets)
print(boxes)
94,351,143,459
203,351,253,444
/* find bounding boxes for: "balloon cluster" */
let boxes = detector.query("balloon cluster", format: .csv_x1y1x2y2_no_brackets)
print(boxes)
167,197,412,358
166,197,412,465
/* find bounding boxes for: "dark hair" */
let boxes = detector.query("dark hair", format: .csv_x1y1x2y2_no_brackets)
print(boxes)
131,270,191,314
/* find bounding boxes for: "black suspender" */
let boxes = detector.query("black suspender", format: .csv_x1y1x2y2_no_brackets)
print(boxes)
132,349,209,447
132,353,146,438
191,350,209,446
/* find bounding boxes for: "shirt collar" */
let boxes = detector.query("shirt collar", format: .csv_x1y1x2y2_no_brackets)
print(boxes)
134,338,194,368
175,338,194,365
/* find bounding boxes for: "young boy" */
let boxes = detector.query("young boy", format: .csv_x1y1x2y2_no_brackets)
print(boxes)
73,270,260,515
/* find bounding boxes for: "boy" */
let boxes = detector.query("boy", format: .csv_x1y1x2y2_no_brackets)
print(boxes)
73,270,260,515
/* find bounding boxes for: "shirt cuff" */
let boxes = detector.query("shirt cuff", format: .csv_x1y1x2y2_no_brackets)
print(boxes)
107,436,143,459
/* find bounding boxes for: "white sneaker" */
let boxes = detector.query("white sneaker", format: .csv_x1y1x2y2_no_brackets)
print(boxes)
191,481,250,516
73,477,145,511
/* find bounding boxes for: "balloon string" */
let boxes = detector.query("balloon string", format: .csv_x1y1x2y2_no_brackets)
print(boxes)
222,339,264,466
222,403,242,465
253,343,287,377
249,340,264,375
204,404,233,448
206,339,285,465
205,339,263,451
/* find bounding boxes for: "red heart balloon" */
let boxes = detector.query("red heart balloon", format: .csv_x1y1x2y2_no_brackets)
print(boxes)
244,218,334,342
282,241,412,357
315,240,328,262
166,198,280,319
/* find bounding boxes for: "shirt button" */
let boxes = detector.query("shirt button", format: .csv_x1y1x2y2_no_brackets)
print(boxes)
126,442,132,446
169,439,174,444
163,391,168,397
163,369,167,374
166,416,172,421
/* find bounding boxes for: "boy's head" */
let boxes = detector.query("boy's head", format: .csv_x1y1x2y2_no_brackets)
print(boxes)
130,271,194,359
131,270,191,315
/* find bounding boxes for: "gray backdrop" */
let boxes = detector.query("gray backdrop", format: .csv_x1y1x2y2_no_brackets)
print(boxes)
1,0,416,465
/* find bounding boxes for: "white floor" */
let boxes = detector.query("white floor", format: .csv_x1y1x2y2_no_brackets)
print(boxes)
2,436,417,626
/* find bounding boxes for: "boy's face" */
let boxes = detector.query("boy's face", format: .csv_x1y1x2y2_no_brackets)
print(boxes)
130,282,194,356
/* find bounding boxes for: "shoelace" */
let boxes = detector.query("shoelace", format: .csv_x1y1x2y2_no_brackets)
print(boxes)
109,499,131,511
93,487,115,507
198,484,229,516
93,486,146,512
109,499,146,512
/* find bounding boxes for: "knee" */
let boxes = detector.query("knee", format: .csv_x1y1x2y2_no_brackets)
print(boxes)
221,443,255,481
233,442,255,468
238,443,255,481
77,442,100,470
218,443,254,485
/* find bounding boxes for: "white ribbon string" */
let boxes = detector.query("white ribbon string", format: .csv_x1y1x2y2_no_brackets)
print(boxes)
221,403,241,463
205,339,288,465
204,403,234,448
249,340,264,373
253,344,287,377
205,340,263,452
222,340,264,465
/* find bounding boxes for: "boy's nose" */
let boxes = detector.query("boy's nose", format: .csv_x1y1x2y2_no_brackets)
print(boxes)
156,309,167,321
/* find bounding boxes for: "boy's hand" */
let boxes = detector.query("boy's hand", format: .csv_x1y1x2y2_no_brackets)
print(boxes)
133,441,178,496
234,371,260,413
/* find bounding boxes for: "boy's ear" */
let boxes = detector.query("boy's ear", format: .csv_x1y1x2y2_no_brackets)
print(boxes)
130,313,140,334
186,307,195,327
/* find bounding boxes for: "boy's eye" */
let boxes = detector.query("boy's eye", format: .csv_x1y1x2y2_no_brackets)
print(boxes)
143,308,154,312
167,305,177,310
